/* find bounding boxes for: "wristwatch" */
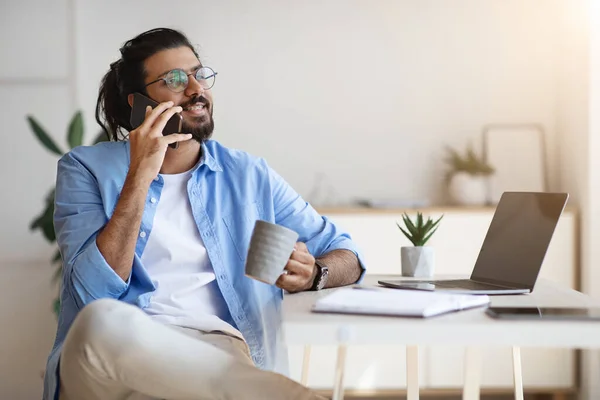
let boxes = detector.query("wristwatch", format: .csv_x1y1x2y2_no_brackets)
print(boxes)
310,259,329,291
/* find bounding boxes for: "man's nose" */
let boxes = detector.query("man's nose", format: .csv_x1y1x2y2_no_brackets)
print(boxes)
185,74,205,98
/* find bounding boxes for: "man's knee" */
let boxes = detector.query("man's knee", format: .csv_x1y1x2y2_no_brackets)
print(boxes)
62,299,140,362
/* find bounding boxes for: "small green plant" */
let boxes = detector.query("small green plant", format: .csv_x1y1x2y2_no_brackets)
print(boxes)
27,111,109,316
444,144,494,179
396,212,444,247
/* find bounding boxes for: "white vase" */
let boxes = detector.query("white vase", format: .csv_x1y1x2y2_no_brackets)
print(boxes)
448,172,489,206
401,246,435,278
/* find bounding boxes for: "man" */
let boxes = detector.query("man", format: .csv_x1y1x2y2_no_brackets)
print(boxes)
43,27,365,400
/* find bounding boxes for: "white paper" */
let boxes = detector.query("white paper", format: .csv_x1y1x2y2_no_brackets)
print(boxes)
312,287,490,318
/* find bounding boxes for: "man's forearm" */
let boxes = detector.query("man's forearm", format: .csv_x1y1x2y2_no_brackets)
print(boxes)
317,249,362,289
96,172,149,281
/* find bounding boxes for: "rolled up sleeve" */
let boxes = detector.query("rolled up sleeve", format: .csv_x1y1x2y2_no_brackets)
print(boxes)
54,155,130,307
265,162,366,281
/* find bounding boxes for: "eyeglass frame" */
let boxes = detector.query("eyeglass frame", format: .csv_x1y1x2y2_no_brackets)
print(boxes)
144,66,218,92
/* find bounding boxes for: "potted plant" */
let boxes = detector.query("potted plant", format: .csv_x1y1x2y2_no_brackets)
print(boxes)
397,212,443,277
444,144,495,206
27,111,109,316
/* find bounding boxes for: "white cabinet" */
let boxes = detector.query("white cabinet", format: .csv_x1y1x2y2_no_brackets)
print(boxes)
287,207,577,393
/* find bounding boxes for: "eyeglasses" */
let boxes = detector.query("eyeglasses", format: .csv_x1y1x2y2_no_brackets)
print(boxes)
145,66,218,93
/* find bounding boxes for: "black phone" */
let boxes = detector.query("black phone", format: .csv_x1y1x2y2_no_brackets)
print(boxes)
130,92,183,148
486,307,600,321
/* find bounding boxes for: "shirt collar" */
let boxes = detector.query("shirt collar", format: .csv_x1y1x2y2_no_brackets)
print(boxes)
124,140,222,174
197,141,223,172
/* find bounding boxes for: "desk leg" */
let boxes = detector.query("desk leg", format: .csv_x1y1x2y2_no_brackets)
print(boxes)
407,345,419,400
462,347,482,400
512,346,524,400
332,345,347,400
300,345,311,386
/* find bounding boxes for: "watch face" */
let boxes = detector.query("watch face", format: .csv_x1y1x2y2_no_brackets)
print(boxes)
316,269,328,290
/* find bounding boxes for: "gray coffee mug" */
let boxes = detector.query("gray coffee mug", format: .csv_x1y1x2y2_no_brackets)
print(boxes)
245,220,299,285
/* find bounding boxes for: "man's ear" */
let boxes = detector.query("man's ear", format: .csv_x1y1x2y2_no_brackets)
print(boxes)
127,93,134,108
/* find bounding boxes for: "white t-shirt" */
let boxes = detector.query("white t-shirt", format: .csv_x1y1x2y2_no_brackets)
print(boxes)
140,169,243,339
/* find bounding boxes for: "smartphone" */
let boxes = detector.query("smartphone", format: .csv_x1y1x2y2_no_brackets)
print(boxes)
486,307,600,321
129,92,183,148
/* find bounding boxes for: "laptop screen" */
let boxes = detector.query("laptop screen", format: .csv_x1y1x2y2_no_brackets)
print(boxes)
471,192,568,290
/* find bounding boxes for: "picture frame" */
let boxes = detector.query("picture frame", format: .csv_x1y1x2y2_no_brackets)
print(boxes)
482,124,548,204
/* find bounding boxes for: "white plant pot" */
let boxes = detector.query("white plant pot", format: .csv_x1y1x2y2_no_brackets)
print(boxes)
401,246,435,278
448,172,489,206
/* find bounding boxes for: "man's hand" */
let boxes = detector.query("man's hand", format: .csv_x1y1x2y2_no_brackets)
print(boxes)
128,101,192,185
276,242,317,293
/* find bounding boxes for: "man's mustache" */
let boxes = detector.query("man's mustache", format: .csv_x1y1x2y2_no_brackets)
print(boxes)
181,95,210,109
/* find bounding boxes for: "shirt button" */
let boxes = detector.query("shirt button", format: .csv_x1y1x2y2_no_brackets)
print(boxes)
150,197,157,204
140,231,147,238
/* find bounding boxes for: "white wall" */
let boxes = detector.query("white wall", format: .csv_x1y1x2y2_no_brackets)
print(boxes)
556,0,590,208
0,0,589,398
553,0,599,398
581,1,600,398
75,0,563,206
0,1,71,398
1,0,570,266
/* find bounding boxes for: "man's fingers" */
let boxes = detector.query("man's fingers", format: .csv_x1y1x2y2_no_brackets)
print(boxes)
276,273,304,291
294,242,308,252
161,133,193,145
139,101,175,132
290,248,315,264
149,106,183,137
284,259,309,276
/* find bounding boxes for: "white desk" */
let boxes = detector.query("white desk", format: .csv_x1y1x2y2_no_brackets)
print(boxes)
282,275,600,400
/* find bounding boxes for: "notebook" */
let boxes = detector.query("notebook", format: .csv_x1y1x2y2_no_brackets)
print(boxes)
312,287,490,318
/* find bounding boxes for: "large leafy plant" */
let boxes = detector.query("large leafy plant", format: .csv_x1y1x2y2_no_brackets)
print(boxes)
27,112,109,315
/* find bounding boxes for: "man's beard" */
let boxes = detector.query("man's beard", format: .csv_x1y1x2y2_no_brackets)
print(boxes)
180,95,214,143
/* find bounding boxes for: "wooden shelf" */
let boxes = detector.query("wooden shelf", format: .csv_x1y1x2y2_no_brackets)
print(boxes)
316,205,577,215
317,206,494,215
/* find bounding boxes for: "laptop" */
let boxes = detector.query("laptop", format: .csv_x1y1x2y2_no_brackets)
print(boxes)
378,192,569,295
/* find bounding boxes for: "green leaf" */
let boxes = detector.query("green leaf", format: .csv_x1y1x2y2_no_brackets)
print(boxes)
397,223,414,242
29,212,45,231
26,116,64,156
52,249,62,264
46,188,55,204
93,130,110,144
53,298,61,316
422,226,440,246
396,222,405,234
402,213,418,236
67,111,84,149
429,214,444,231
417,212,423,230
422,219,433,233
30,193,55,242
41,212,56,242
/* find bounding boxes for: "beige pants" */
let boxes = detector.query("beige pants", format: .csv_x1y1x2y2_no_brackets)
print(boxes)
59,298,324,400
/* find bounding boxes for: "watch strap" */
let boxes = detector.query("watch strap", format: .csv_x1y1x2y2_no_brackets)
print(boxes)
311,259,329,291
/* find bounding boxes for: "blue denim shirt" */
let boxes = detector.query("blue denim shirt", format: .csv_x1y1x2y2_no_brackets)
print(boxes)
43,139,365,399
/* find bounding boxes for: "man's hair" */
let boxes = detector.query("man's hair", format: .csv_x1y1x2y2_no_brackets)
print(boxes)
95,28,199,141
